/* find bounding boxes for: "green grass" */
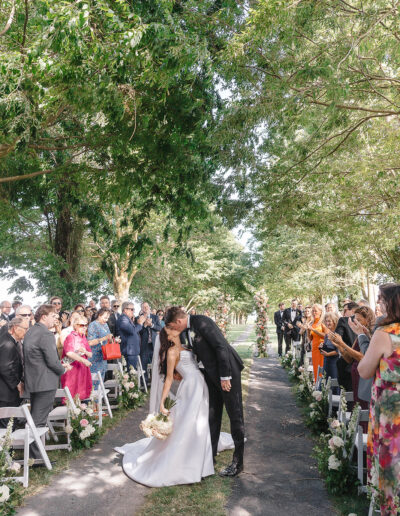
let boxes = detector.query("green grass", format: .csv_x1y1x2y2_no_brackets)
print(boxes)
137,338,254,516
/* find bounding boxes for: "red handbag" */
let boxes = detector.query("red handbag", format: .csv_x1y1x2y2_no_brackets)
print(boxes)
102,338,122,360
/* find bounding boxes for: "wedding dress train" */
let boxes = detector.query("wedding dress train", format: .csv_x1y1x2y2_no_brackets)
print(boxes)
115,349,234,487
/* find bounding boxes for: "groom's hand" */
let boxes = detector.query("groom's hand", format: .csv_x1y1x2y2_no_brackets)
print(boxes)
221,379,231,392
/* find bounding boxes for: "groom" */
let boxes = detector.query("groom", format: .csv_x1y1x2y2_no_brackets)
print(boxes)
165,306,245,477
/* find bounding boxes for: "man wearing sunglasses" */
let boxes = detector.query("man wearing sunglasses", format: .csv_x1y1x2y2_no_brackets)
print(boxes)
108,299,121,338
0,316,28,428
117,302,145,371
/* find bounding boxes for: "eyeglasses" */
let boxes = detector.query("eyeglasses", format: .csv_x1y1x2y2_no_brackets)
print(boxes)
52,301,62,305
77,309,84,312
113,305,120,308
19,313,32,317
126,308,134,311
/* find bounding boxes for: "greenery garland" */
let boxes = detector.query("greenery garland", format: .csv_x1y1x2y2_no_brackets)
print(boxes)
254,289,269,357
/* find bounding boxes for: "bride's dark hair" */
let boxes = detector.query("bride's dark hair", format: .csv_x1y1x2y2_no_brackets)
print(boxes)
159,327,174,379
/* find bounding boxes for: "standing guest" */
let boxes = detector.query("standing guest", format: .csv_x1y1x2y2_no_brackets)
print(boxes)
273,302,285,357
335,301,359,391
87,308,112,382
60,312,81,348
298,303,303,314
15,304,33,323
84,306,93,323
283,299,302,354
74,304,86,316
375,304,383,318
61,316,93,401
189,308,197,316
117,302,145,370
319,312,339,393
358,284,400,516
108,300,120,337
89,299,97,309
0,317,27,428
357,298,370,307
59,310,70,329
23,305,70,460
325,302,339,316
151,308,157,315
297,305,313,362
308,304,326,382
50,296,63,315
138,302,162,381
100,296,111,310
156,309,165,328
9,300,22,320
0,300,12,327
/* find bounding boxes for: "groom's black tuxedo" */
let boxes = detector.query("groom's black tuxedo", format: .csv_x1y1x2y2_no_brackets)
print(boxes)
185,315,245,464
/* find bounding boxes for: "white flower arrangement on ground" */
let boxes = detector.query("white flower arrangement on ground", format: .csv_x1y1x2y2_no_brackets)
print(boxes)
116,360,146,409
305,377,330,435
140,397,176,440
0,419,23,509
67,396,100,450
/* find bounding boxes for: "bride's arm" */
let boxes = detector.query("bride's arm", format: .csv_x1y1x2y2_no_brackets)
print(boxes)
160,349,178,415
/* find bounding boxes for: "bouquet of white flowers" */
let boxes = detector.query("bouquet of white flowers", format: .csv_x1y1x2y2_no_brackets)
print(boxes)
140,397,176,440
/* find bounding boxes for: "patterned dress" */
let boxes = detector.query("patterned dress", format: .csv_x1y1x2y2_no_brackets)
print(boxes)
87,320,110,381
367,323,400,515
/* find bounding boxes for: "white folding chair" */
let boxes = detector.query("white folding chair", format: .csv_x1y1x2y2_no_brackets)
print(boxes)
292,341,301,361
104,364,121,408
354,409,369,491
0,405,52,487
46,386,76,451
328,378,340,417
91,372,112,421
305,351,313,374
136,356,148,393
338,389,354,425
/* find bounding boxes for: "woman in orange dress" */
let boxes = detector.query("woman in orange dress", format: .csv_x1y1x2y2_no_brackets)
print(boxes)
308,304,326,382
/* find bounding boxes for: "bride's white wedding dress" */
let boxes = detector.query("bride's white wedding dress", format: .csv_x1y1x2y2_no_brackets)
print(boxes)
115,348,234,487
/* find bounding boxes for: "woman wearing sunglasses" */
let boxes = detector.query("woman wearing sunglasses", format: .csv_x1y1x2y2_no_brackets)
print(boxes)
61,316,93,401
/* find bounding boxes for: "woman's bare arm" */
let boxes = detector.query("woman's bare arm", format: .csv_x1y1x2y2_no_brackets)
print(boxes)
358,330,391,379
160,349,178,414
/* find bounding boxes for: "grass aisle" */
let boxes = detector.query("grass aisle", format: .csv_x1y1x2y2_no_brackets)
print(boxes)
137,325,255,516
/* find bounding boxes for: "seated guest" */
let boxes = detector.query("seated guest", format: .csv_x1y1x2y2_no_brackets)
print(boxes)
61,316,92,401
358,283,400,516
308,304,326,382
87,308,112,381
0,317,28,428
23,305,70,460
319,313,339,394
117,302,145,370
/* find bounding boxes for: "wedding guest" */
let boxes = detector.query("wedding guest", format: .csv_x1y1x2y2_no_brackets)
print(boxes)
325,302,339,315
357,298,370,307
89,299,96,309
375,303,383,318
87,308,112,382
100,296,111,310
50,296,63,314
108,299,120,337
334,301,359,391
117,302,145,370
358,283,400,516
274,302,285,357
60,310,70,329
138,302,162,381
61,316,92,401
319,312,339,393
297,305,313,363
84,306,93,322
15,304,34,326
60,311,81,348
74,304,86,316
189,308,197,316
308,304,326,382
283,299,302,354
23,305,70,460
9,300,22,320
0,317,27,428
156,309,165,328
0,300,12,327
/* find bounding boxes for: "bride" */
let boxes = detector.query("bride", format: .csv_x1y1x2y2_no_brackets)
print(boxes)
115,326,233,487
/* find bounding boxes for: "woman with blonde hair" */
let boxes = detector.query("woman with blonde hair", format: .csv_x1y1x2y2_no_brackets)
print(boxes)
308,304,326,382
319,312,339,393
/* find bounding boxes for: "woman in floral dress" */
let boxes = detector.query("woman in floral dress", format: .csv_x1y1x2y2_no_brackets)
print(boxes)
87,308,112,382
358,284,400,515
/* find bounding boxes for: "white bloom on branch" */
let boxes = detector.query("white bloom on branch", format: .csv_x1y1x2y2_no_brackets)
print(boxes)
328,455,341,470
0,485,10,503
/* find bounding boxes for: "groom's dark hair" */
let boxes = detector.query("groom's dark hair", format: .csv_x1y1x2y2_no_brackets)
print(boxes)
164,306,186,325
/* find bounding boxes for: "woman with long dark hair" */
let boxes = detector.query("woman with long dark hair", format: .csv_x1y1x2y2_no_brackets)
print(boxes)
358,283,400,515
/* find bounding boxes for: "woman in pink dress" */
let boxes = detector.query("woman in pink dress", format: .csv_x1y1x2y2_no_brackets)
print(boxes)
61,316,93,401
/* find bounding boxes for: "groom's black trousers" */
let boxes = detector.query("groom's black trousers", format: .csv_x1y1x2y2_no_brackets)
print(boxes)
203,365,245,464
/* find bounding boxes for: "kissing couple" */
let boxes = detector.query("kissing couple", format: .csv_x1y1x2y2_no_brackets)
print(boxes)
116,306,245,487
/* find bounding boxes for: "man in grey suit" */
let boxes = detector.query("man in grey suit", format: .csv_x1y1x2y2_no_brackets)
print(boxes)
23,304,70,460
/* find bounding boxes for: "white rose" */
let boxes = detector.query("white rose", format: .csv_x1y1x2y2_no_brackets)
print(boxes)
133,393,139,399
128,382,135,389
80,403,87,410
312,391,323,401
299,385,304,392
332,435,344,448
330,419,341,429
0,485,10,503
65,425,73,435
74,408,81,416
86,408,94,416
9,462,21,472
328,455,341,470
123,374,129,380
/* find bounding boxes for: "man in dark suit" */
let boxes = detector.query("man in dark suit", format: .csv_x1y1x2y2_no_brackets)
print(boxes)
0,317,27,428
117,302,145,370
23,304,70,460
282,299,302,354
165,306,245,477
107,299,121,337
138,302,162,380
274,302,285,356
0,300,12,328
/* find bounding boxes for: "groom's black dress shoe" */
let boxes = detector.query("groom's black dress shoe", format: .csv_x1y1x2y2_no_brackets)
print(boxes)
218,460,243,477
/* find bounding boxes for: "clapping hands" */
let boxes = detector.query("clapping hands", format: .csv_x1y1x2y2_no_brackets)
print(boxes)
348,317,370,337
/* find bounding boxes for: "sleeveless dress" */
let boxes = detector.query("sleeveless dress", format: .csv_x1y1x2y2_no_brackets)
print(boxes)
115,350,233,487
367,323,400,515
310,318,324,382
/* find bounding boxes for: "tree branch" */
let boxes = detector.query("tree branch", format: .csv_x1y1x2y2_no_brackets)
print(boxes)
0,0,15,37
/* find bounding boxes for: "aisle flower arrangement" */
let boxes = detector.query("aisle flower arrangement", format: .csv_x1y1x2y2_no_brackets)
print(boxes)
305,377,330,435
116,362,146,410
67,397,100,450
254,289,269,357
215,294,231,337
313,401,360,495
0,420,23,514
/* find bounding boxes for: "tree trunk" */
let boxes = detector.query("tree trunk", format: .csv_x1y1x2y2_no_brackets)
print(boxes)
112,266,137,302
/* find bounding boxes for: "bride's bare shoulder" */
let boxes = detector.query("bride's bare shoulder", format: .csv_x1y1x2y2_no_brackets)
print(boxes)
167,345,180,358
